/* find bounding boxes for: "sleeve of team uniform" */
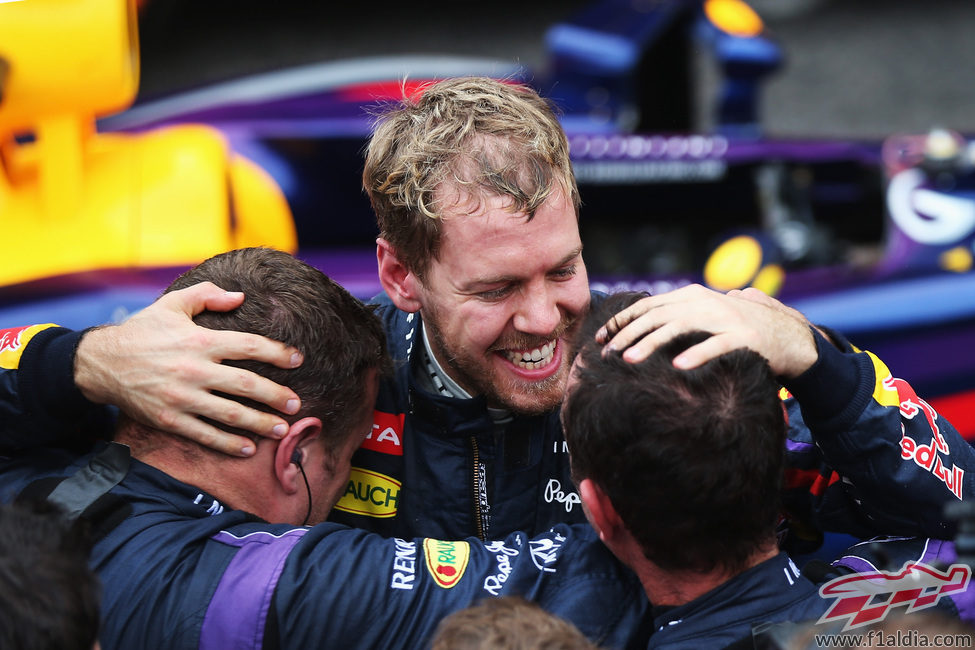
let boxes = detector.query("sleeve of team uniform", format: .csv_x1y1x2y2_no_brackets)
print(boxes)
781,328,975,539
0,324,105,452
267,523,650,649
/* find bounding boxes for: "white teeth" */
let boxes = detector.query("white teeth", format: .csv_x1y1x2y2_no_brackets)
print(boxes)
505,341,556,370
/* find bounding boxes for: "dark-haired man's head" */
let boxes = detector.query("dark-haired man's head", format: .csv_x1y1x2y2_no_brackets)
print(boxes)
562,292,785,589
116,247,391,525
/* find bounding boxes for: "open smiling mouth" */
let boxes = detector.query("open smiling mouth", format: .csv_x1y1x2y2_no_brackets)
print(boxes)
503,340,557,370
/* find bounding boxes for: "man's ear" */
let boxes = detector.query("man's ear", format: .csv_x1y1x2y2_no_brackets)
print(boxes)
377,238,423,313
579,478,625,545
274,417,323,495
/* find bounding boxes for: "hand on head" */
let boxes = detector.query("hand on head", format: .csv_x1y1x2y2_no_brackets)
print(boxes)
75,281,303,457
595,284,818,379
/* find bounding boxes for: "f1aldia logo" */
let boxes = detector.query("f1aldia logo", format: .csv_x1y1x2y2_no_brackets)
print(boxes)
423,539,471,589
818,561,971,631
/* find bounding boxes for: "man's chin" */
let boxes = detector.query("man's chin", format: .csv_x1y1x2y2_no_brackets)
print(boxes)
488,372,568,416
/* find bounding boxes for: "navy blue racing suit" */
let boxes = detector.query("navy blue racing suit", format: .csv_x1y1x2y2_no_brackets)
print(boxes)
0,442,651,650
648,537,975,649
1,300,974,548
327,294,975,546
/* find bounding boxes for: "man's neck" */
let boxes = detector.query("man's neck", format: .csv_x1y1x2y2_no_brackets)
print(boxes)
638,543,779,607
116,427,258,515
416,323,513,423
418,322,472,399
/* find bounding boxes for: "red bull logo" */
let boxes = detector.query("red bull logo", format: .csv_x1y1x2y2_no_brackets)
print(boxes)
886,375,965,500
423,539,470,589
0,324,56,370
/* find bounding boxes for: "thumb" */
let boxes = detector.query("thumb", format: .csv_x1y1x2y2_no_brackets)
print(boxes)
158,281,245,316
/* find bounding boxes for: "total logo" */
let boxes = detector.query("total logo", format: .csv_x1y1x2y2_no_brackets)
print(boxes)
423,539,471,589
333,468,400,518
360,411,404,456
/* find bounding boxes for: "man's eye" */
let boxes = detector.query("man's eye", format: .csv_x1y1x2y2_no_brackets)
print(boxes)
477,286,511,300
552,265,577,279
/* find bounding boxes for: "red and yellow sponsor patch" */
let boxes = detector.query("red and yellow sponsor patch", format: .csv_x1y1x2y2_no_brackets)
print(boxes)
0,324,57,370
423,538,470,589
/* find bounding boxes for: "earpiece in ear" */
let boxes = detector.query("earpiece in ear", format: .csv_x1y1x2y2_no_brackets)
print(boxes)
291,449,303,466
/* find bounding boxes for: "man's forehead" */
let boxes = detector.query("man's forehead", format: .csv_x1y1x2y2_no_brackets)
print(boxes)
435,177,572,219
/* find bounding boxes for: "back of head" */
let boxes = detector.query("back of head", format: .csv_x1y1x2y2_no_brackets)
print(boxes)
163,247,390,453
363,76,578,278
0,500,100,650
563,292,785,575
430,596,600,650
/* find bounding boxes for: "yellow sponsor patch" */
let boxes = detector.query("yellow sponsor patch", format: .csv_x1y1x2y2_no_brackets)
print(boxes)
423,538,470,589
0,324,58,370
333,468,400,518
866,351,901,408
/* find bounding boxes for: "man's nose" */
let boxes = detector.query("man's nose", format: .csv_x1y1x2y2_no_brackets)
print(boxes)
512,283,561,336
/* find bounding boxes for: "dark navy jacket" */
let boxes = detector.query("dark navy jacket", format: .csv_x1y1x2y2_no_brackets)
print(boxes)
649,538,975,649
2,304,974,548
327,293,588,540
0,443,651,650
324,294,975,547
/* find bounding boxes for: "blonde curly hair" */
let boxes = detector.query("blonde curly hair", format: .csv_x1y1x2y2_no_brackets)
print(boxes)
363,76,579,278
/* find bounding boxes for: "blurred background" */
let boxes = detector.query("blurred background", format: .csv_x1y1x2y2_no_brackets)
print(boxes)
137,0,975,139
3,0,975,436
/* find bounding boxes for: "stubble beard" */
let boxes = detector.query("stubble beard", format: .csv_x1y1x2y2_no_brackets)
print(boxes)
423,312,579,416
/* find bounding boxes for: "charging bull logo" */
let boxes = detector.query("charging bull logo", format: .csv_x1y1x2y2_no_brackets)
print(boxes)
870,355,964,500
0,324,56,370
423,539,470,589
818,562,971,631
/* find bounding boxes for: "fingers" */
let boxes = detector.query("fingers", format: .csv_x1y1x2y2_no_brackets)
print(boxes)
595,285,717,342
737,287,803,320
150,409,264,458
204,361,302,418
205,329,304,371
618,321,686,364
594,284,816,373
74,284,307,454
598,285,725,363
672,334,750,370
156,282,245,317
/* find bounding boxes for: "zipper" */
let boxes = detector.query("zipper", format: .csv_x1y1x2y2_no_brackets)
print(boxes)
470,436,485,541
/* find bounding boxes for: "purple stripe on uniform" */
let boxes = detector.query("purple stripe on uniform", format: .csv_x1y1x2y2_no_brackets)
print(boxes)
831,554,877,575
919,539,975,624
785,439,815,453
200,528,308,650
